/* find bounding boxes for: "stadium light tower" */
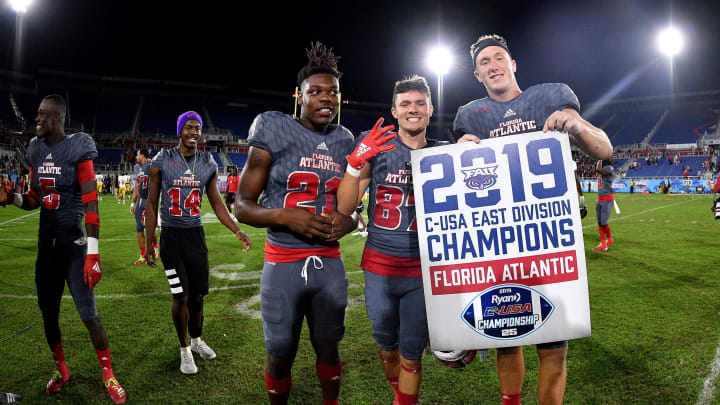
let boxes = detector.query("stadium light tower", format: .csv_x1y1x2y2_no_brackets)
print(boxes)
9,0,32,13
426,46,453,138
657,26,684,57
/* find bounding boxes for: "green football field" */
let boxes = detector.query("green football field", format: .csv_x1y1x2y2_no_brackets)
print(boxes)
1,193,719,404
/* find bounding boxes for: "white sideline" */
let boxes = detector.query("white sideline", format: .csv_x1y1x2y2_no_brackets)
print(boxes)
697,342,720,405
581,200,688,229
0,211,38,226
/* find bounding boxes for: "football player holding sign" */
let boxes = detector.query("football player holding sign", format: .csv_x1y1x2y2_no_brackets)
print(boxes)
453,34,612,405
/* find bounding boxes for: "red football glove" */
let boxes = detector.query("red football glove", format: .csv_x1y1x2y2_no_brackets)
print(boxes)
346,118,396,169
84,254,102,290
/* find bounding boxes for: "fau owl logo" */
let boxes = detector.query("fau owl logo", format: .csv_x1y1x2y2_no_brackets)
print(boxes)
461,165,499,191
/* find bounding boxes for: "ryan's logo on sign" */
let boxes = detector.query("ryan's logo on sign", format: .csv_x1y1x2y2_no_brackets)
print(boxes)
461,165,498,191
461,285,554,340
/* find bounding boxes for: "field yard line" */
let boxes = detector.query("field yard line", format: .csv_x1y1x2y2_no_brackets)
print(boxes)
582,200,688,229
0,211,38,226
0,271,365,299
697,342,720,405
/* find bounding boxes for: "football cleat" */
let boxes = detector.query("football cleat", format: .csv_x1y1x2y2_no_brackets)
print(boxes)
180,349,198,374
592,244,608,251
104,378,126,404
0,391,23,403
432,349,479,369
45,371,70,395
191,339,217,360
133,256,146,266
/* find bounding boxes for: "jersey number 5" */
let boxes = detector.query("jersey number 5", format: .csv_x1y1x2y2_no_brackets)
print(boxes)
39,177,60,210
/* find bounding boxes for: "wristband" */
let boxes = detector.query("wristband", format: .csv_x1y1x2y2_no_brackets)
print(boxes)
346,164,363,178
87,237,99,254
579,195,585,207
12,193,23,208
131,202,135,208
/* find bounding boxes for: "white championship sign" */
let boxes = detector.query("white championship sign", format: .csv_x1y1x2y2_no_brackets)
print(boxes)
410,131,591,350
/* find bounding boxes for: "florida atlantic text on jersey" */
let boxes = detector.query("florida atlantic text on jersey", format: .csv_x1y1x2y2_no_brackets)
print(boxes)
453,83,580,139
248,111,354,249
151,147,218,228
26,132,98,227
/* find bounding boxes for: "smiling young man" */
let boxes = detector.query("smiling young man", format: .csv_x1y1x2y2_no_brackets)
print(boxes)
144,111,251,375
235,42,356,405
453,34,613,405
0,94,126,404
337,75,434,405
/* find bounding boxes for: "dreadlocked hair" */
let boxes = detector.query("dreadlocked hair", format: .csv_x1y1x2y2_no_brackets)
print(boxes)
297,41,343,85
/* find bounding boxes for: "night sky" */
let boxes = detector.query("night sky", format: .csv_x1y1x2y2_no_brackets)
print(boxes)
1,0,719,115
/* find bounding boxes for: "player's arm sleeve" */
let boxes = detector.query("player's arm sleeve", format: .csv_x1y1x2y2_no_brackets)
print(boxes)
77,133,99,161
77,159,100,238
247,113,283,161
10,167,41,210
453,106,474,139
545,83,581,116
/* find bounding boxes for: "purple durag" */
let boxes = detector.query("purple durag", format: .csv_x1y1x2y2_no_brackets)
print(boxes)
177,111,203,136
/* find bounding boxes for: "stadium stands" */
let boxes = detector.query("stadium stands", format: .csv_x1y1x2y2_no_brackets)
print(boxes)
653,106,717,144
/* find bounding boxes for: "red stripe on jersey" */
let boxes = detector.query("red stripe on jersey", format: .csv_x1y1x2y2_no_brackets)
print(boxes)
85,213,100,226
77,159,95,185
361,247,421,278
598,194,615,202
82,190,98,204
264,241,340,263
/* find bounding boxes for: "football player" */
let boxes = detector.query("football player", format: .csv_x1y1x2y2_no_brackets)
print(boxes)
453,34,613,405
593,159,615,251
234,42,356,405
224,166,239,216
117,173,126,205
0,94,126,403
337,75,480,405
143,111,251,375
130,149,158,265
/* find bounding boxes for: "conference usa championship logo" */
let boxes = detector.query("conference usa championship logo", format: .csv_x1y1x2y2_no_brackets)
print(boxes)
461,164,499,191
461,285,554,340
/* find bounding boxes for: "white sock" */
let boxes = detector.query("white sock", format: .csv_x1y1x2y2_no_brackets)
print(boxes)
191,337,203,346
181,345,191,353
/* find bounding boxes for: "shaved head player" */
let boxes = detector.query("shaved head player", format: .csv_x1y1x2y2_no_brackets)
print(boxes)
0,94,126,404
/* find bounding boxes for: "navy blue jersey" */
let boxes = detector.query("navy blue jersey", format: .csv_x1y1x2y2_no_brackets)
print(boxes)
363,134,446,258
151,147,217,228
453,83,580,139
26,132,97,228
135,161,151,200
248,111,355,249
